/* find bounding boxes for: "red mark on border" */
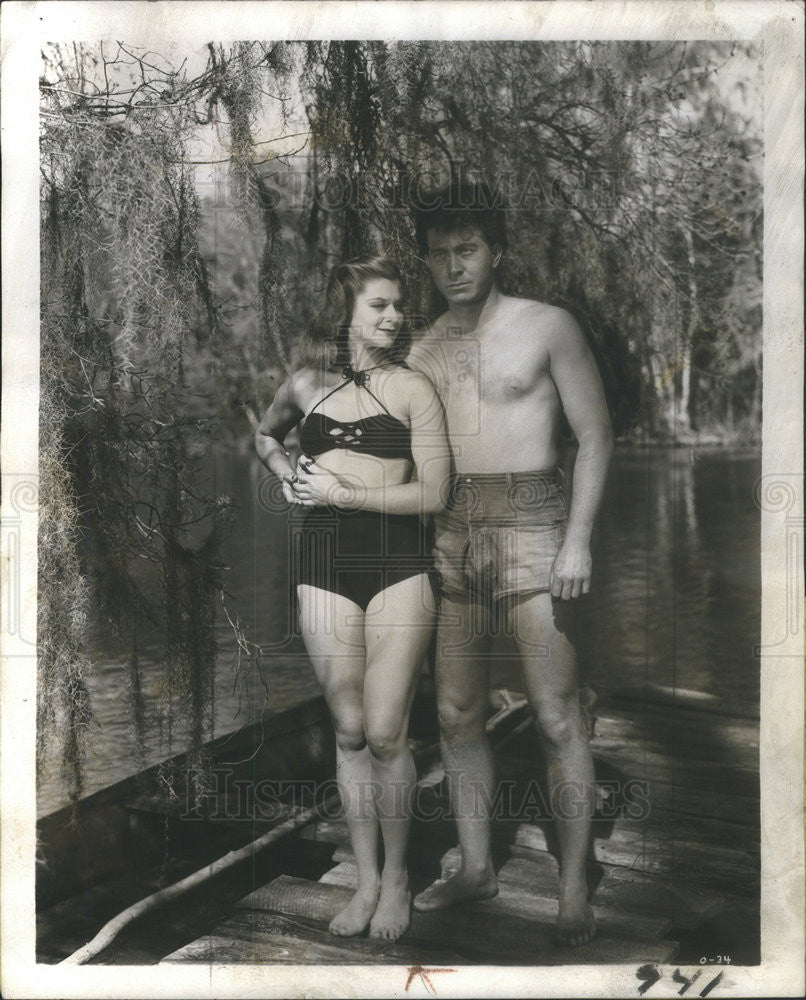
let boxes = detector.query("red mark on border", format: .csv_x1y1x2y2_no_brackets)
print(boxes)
405,966,455,995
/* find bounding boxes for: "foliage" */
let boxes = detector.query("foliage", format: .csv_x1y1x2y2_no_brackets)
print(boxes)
39,42,276,799
295,40,762,440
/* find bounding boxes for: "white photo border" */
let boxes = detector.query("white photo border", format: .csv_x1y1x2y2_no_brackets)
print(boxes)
2,2,803,997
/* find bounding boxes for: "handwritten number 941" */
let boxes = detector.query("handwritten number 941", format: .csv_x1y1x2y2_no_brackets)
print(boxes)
637,965,725,996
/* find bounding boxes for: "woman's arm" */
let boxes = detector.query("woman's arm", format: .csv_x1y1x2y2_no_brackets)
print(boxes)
294,373,451,515
255,374,307,500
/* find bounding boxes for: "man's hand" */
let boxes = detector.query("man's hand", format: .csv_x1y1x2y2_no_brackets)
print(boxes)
549,539,592,600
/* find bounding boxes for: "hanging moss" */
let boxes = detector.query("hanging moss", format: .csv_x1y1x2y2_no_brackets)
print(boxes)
39,43,269,805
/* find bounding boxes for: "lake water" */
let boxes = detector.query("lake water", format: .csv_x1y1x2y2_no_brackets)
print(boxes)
37,447,761,816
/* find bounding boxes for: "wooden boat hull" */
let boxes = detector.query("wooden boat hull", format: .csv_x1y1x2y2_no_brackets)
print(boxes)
37,685,760,966
37,695,337,908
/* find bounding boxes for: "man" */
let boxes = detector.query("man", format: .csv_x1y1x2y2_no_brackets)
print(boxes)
406,179,613,947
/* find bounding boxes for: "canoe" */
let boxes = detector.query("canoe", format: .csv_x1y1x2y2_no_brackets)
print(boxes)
36,683,760,966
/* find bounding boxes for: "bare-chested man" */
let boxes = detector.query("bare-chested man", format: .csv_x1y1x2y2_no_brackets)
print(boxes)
407,180,613,947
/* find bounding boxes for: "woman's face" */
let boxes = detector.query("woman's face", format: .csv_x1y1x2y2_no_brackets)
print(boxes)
349,278,404,352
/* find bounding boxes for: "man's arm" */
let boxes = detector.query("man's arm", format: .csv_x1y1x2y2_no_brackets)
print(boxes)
545,309,614,600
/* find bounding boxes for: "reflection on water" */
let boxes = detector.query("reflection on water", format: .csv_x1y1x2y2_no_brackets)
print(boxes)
577,448,760,715
37,447,761,815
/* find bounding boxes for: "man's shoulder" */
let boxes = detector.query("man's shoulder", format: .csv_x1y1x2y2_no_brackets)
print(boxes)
501,295,575,330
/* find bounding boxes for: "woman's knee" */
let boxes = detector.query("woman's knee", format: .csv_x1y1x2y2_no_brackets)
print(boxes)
365,719,407,761
333,719,367,753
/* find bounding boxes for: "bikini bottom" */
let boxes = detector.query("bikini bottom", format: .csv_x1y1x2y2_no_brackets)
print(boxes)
292,507,435,612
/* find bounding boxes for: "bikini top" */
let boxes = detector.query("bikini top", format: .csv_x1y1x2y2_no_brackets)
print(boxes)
299,366,413,463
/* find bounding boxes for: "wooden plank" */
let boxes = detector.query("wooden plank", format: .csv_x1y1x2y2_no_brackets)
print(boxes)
501,854,723,930
162,926,450,965
493,755,759,827
240,874,353,919
304,799,759,856
591,740,760,796
610,684,759,721
596,807,760,850
514,824,759,891
238,874,678,966
591,751,759,800
217,911,466,965
312,813,758,895
502,714,759,765
162,934,268,963
592,726,759,772
298,818,351,847
593,710,759,752
318,862,363,888
622,781,759,828
494,737,759,799
322,860,674,943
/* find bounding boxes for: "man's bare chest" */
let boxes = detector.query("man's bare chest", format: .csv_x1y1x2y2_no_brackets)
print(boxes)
421,335,551,407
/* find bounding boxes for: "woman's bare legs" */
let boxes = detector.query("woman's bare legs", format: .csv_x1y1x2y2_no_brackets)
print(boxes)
363,573,437,940
298,584,380,936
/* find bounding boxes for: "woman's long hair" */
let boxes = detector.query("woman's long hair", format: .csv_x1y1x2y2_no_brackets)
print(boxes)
297,256,410,370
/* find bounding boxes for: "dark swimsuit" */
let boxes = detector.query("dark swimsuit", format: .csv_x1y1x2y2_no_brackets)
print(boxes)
292,367,434,612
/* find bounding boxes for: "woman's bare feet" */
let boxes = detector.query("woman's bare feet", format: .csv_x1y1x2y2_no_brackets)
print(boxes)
413,867,498,912
369,872,411,941
555,875,596,947
329,881,380,937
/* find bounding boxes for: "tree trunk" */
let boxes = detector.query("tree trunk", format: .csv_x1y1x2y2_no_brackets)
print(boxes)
679,226,699,435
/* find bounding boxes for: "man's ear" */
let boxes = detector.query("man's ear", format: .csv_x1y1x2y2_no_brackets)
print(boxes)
491,245,503,268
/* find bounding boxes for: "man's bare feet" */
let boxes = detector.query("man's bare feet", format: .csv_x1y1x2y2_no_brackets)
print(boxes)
555,875,596,947
412,868,498,912
369,872,411,941
329,882,380,937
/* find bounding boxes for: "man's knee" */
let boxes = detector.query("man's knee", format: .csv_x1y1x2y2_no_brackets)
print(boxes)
534,695,583,748
437,697,487,741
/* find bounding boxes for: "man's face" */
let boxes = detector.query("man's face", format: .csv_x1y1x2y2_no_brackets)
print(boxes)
425,225,501,307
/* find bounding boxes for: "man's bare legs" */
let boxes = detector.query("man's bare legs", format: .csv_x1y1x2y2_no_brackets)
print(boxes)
299,585,379,936
363,573,436,939
413,595,499,910
506,591,596,946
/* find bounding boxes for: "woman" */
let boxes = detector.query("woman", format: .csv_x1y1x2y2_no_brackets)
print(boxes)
255,257,449,941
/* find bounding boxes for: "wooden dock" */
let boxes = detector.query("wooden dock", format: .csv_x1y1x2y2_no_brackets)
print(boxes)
163,687,760,966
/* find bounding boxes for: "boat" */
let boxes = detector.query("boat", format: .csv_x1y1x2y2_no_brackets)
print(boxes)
36,682,760,967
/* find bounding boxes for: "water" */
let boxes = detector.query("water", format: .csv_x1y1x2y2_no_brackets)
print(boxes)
37,447,761,816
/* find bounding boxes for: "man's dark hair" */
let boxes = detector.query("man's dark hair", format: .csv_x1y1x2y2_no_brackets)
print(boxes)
413,178,508,257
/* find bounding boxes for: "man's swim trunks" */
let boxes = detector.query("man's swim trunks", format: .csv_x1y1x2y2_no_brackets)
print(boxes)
293,507,435,612
432,469,567,602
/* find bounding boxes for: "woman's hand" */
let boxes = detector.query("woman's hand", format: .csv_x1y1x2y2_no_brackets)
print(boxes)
292,458,350,507
281,474,302,505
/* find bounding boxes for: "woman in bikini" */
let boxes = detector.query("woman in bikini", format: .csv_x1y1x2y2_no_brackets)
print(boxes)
255,257,450,942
